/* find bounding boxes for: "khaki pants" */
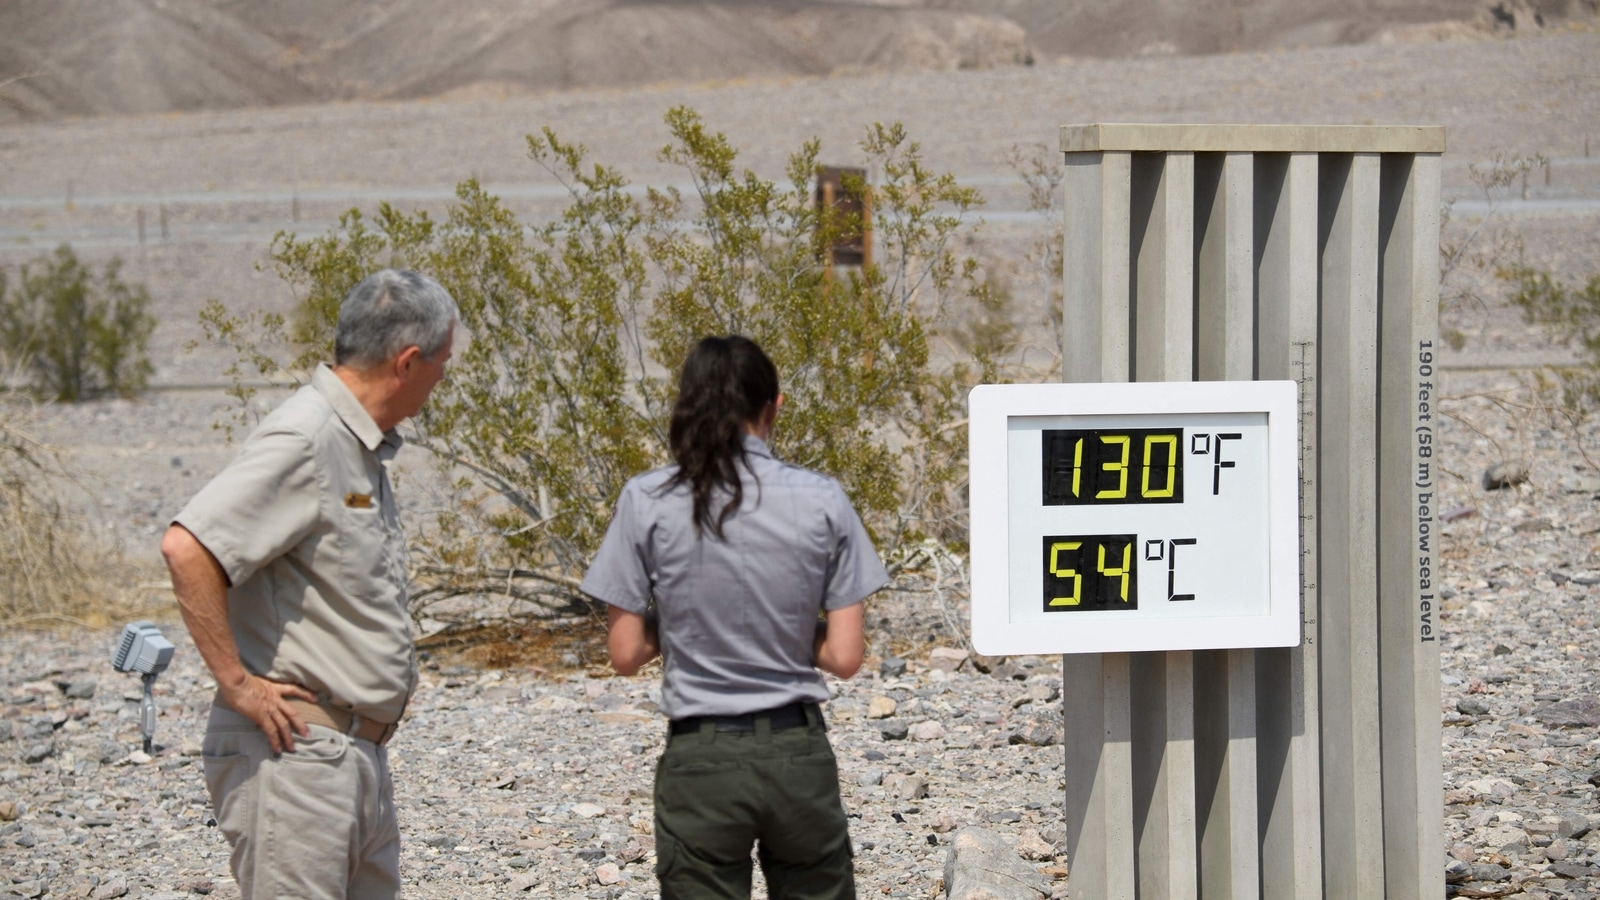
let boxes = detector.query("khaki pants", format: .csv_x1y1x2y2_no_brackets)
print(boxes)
202,705,401,900
654,711,856,899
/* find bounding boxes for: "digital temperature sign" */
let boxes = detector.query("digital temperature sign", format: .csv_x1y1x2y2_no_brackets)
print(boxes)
968,381,1301,655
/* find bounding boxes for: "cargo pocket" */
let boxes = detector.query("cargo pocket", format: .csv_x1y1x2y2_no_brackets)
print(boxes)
654,828,681,880
202,731,256,850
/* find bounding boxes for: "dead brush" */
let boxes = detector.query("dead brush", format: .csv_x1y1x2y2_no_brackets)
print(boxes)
0,400,150,630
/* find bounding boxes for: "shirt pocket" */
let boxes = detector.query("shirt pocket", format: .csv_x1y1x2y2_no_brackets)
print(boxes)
335,478,401,602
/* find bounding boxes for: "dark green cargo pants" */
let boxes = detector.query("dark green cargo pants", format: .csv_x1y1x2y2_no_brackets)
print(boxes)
653,708,856,900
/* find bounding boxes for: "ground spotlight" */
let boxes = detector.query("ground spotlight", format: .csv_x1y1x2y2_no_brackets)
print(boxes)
110,621,174,753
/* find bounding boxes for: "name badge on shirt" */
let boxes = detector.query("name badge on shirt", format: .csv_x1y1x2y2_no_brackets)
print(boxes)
345,492,374,509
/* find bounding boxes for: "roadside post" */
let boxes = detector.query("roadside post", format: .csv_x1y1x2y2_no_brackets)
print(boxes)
969,124,1444,898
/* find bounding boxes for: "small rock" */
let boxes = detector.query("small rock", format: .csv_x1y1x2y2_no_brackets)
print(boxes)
570,802,605,819
1026,682,1060,704
176,878,213,895
62,679,97,700
1016,829,1056,861
1573,572,1600,586
1552,860,1597,880
909,721,946,741
0,801,17,821
929,647,968,672
969,655,1001,674
1482,463,1528,490
1555,811,1590,839
990,661,1028,681
1467,862,1511,883
880,658,907,679
1009,714,1063,747
22,742,53,764
575,847,607,861
1546,838,1569,861
1551,571,1571,585
858,767,885,787
1533,698,1600,727
1512,517,1551,533
510,873,539,892
867,696,897,719
594,863,622,885
1491,644,1512,657
879,721,909,741
1457,697,1491,716
91,875,129,900
931,810,961,833
884,773,929,800
617,845,647,863
943,826,1050,900
0,719,11,742
1441,505,1478,522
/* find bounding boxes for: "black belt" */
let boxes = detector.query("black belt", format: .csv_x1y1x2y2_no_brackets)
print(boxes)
669,702,816,735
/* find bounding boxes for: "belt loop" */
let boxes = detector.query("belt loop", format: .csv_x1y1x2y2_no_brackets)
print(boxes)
699,718,717,744
754,711,773,743
345,710,362,738
802,702,821,729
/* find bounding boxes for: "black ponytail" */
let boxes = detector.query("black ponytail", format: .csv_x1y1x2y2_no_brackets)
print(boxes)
664,335,779,539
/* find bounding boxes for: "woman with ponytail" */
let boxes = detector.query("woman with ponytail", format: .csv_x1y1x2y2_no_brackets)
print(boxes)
582,335,888,899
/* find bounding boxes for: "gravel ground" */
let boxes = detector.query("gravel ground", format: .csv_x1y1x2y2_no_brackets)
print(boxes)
1,367,1599,899
2,25,1600,900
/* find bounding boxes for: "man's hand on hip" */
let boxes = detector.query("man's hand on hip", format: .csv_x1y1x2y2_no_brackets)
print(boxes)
220,674,319,754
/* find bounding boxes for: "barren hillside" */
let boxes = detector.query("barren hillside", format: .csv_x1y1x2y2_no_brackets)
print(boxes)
1,0,1592,123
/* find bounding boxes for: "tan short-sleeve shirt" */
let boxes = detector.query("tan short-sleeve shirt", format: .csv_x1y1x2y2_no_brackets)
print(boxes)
175,364,414,724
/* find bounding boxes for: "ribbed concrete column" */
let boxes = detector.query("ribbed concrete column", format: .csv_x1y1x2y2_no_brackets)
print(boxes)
1253,152,1324,900
1129,149,1198,900
1057,123,1444,900
1062,149,1137,900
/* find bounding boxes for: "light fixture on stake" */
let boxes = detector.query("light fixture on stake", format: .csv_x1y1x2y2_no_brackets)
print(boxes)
110,621,174,753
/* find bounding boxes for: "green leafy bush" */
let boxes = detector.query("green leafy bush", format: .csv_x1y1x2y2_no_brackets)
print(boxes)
202,107,1000,622
0,245,156,401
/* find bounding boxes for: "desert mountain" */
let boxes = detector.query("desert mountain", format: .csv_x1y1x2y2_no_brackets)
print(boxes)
0,0,1591,122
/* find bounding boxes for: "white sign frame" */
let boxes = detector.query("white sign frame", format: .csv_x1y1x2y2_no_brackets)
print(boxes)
968,380,1302,656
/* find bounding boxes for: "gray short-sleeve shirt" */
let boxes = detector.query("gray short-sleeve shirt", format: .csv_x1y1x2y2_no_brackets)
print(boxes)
581,435,890,719
174,364,415,724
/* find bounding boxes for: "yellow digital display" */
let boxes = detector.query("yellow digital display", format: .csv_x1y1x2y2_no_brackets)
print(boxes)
1042,428,1185,506
1042,534,1138,611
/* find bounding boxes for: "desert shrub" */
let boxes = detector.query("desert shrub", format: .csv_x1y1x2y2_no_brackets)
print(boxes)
201,107,1000,627
1501,265,1600,470
1437,152,1546,350
0,244,156,401
0,402,134,628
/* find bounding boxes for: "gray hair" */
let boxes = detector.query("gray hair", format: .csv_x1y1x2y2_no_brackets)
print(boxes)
334,269,459,369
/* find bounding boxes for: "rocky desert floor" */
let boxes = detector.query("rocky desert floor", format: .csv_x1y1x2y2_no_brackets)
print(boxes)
2,26,1600,899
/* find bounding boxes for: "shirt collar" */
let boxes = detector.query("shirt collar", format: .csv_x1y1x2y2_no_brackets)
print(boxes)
312,363,404,455
742,433,773,459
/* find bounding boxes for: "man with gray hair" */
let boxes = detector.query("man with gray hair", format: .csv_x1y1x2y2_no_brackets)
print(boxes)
161,269,459,899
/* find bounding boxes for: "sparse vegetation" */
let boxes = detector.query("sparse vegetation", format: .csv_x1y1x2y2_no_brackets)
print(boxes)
1438,152,1548,350
0,244,156,402
1502,265,1600,471
201,108,1001,632
0,400,140,628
